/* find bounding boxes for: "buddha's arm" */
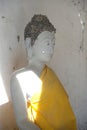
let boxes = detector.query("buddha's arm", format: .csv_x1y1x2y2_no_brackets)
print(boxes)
10,75,40,130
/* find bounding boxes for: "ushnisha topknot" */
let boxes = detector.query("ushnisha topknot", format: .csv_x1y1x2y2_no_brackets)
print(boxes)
24,14,56,46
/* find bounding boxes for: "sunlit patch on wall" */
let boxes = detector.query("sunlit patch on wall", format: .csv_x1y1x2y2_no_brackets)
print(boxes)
0,74,9,106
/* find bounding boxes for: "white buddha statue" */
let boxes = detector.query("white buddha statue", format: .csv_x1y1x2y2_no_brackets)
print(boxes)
10,14,77,130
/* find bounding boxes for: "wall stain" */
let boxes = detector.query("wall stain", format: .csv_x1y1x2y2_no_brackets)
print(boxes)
74,3,76,6
17,35,20,42
9,46,12,51
13,66,16,70
79,27,85,52
78,1,80,4
1,16,6,19
72,0,85,53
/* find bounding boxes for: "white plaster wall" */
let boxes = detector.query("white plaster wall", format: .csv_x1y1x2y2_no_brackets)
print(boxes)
0,0,87,130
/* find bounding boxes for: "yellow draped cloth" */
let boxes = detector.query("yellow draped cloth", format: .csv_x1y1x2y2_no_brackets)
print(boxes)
27,65,77,130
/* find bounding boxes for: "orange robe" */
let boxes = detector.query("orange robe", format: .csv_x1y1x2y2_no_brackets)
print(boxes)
27,65,77,130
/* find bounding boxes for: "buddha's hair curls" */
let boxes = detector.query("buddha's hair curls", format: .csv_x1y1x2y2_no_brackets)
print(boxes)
24,14,56,46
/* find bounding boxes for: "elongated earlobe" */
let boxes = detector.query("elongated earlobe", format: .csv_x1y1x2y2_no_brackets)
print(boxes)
24,37,31,49
24,38,32,58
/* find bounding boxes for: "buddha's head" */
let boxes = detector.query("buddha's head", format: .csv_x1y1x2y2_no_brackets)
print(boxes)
24,14,56,62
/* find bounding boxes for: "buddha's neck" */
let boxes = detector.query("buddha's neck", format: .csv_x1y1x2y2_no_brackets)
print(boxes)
28,58,45,74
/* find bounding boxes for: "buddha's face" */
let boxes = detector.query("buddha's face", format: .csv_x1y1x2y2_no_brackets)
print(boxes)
31,31,55,63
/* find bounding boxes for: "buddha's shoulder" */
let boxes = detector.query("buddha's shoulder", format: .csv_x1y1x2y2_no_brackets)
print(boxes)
11,67,31,80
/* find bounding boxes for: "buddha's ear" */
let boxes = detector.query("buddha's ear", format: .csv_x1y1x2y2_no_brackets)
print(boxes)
24,37,31,49
24,38,32,58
